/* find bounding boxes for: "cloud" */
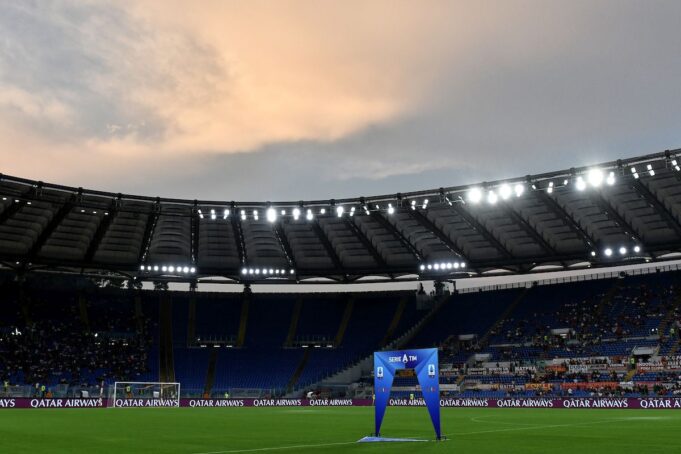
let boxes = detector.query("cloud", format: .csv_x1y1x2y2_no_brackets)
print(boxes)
0,1,680,202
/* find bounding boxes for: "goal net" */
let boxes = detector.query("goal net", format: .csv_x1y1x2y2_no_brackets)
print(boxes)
110,382,180,408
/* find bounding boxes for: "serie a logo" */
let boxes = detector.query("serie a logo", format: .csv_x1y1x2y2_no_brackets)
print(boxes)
376,367,384,379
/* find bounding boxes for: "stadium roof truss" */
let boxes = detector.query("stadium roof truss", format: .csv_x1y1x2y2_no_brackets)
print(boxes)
2,149,681,285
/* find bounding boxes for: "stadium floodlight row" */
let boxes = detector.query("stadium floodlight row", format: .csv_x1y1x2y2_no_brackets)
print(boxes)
1,148,681,284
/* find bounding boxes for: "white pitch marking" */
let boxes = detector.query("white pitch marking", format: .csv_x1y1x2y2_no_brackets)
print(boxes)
447,418,622,436
191,440,358,454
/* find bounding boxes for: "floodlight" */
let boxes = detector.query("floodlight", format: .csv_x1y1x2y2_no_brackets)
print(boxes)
619,246,627,255
499,184,512,200
515,184,524,197
487,190,498,204
419,264,425,271
604,248,612,257
387,204,395,215
266,207,277,223
336,206,344,217
606,172,616,186
306,209,313,221
293,208,301,220
587,168,604,187
468,188,482,204
575,176,586,191
634,245,641,253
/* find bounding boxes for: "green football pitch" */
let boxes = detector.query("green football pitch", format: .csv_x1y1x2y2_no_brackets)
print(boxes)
1,407,679,453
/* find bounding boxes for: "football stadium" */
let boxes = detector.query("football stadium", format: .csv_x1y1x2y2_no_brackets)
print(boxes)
2,2,681,453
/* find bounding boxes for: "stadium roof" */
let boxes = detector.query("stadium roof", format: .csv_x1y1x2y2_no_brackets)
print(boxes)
2,148,681,285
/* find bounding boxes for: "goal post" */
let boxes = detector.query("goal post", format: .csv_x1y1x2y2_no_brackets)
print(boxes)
110,382,180,408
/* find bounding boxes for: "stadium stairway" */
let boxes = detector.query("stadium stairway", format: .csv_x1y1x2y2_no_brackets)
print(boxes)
203,349,219,397
379,296,408,348
134,294,144,333
290,294,450,397
159,294,176,382
334,297,355,347
284,298,303,347
624,368,637,382
78,293,90,331
236,294,250,348
286,349,311,392
187,295,197,345
478,287,529,347
596,279,621,317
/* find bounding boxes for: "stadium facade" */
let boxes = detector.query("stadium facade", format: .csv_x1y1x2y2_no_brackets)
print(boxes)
2,149,681,406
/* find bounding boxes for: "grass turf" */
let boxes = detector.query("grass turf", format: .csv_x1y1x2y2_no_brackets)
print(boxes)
0,407,679,453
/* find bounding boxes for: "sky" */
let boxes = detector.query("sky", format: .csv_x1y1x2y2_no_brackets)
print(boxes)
1,0,681,203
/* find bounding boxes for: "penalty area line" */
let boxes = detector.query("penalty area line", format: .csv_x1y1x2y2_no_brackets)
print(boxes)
191,440,358,454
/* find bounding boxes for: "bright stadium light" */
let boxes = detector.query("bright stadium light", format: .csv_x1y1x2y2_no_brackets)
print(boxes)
603,172,615,186
468,188,482,204
387,203,395,215
223,209,230,219
153,266,159,271
487,190,498,205
419,264,425,271
266,207,277,223
336,206,344,217
499,184,512,200
190,267,196,273
183,266,189,273
253,210,259,221
514,184,524,197
427,264,432,270
453,262,460,269
306,209,313,221
210,209,216,220
422,199,429,209
575,176,586,191
619,246,627,255
547,182,554,194
604,248,613,257
168,266,175,272
434,263,440,270
320,208,326,215
162,266,168,272
290,269,295,275
241,210,246,220
591,251,596,257
140,265,145,271
587,168,604,187
460,262,466,268
242,268,247,274
293,208,301,220
647,164,655,176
